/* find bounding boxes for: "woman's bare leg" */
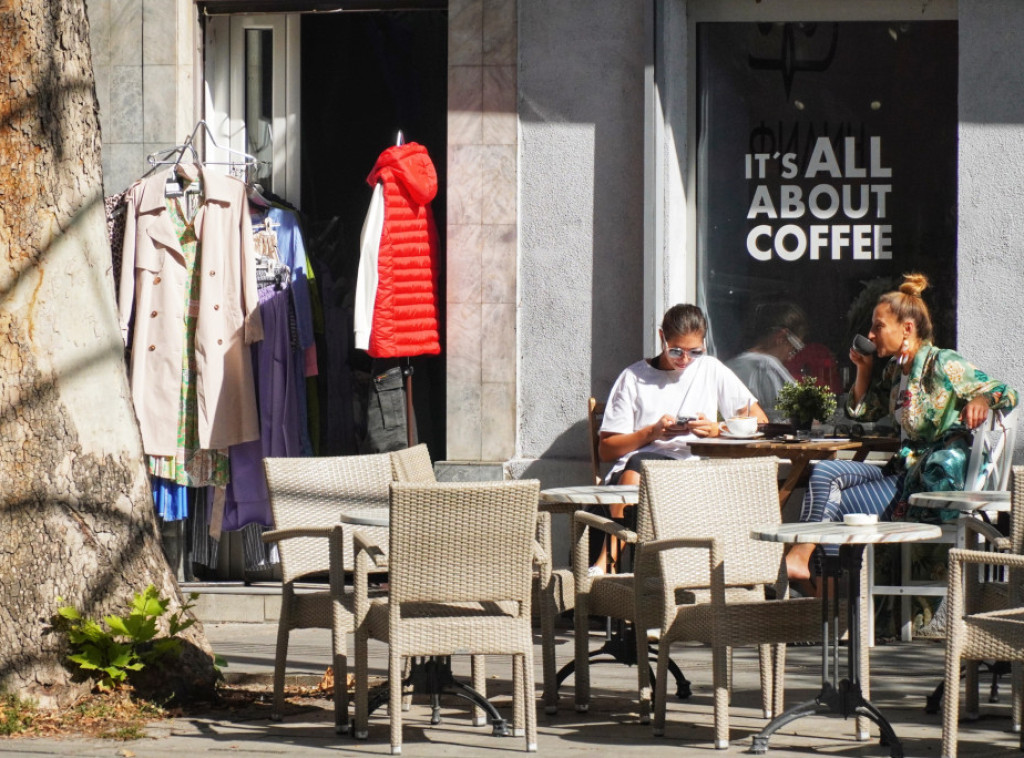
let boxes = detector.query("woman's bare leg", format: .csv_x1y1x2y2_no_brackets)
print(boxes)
591,470,638,571
785,543,816,581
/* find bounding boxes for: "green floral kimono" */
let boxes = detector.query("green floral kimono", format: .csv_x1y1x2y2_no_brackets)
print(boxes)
847,343,1017,521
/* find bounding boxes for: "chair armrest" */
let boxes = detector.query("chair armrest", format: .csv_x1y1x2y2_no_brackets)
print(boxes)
948,548,1024,620
353,530,388,569
960,516,1007,548
262,526,334,544
638,536,716,554
353,530,388,621
949,548,1024,570
571,512,639,593
633,537,725,630
573,510,638,543
533,540,548,567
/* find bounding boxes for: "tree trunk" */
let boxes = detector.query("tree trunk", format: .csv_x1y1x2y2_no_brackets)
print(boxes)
0,1,214,706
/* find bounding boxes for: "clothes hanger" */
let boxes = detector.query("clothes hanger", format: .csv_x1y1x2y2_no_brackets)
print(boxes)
145,120,261,170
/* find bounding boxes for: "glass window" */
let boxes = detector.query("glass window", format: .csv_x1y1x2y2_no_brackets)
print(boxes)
696,21,957,413
245,28,274,190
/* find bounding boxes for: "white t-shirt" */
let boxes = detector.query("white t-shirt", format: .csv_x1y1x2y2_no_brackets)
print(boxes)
725,351,795,417
599,355,757,481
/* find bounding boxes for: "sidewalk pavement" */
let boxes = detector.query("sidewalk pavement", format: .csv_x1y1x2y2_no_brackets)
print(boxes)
1,621,1021,757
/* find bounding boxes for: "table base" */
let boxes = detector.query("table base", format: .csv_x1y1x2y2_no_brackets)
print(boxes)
751,681,900,756
364,656,511,738
555,623,692,704
750,547,904,758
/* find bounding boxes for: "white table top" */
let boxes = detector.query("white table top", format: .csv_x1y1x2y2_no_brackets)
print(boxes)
339,510,390,527
539,484,639,505
908,489,1010,512
751,520,942,546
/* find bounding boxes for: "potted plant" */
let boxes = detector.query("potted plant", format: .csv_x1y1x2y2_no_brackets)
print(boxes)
775,376,837,431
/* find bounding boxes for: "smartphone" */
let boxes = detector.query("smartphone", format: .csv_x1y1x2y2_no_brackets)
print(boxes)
676,415,697,426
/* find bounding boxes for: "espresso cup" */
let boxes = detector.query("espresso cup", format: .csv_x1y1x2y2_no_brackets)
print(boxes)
725,416,758,437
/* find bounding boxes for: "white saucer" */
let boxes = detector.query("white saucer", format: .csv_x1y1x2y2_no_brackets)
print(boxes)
843,513,879,526
719,431,764,440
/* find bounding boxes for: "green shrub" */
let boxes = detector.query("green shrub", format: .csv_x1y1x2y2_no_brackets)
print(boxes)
56,586,199,692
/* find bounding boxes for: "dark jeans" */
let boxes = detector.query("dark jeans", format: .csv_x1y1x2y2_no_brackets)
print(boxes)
363,362,408,453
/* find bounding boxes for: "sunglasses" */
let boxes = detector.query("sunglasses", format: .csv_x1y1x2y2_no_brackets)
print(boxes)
665,346,706,360
783,329,805,355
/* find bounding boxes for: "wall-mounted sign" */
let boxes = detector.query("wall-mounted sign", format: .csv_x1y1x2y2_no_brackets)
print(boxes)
697,21,958,391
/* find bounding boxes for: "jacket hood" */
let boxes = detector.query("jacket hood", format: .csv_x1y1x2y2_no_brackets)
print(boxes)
366,142,438,205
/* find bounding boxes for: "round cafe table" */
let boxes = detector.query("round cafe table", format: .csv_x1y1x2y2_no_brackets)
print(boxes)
748,520,941,758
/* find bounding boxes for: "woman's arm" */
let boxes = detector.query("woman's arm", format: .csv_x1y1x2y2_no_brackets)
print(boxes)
598,415,680,461
938,349,1019,428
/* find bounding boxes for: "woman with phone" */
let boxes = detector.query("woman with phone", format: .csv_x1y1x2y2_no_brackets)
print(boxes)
785,273,1017,589
590,303,769,574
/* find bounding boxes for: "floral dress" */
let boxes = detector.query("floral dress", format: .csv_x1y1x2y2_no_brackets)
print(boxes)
145,189,230,487
847,343,1017,520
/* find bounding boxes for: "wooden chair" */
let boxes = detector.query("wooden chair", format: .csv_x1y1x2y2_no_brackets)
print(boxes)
587,396,627,572
353,480,542,754
942,465,1024,758
588,397,605,485
261,452,393,732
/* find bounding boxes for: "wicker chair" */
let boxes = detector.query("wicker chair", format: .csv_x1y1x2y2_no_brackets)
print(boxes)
942,466,1024,758
638,457,827,748
573,456,778,722
390,443,436,484
353,480,542,754
262,452,393,732
390,441,572,715
389,443,492,724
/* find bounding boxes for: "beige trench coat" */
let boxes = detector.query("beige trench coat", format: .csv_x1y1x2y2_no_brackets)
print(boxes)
118,165,264,457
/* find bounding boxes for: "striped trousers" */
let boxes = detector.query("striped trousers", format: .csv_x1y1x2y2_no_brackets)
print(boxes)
800,459,899,523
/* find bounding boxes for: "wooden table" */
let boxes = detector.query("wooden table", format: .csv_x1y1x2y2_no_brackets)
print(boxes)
688,437,865,508
749,520,942,757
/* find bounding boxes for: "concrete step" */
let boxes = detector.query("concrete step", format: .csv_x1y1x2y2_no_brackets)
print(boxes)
182,581,296,624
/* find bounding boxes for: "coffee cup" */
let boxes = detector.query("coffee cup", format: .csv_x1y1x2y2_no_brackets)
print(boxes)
724,416,758,437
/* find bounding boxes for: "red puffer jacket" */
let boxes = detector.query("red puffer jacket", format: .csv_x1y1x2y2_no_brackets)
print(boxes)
365,142,441,358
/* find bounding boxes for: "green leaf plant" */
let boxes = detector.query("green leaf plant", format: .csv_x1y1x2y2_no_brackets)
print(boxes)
775,375,838,427
56,586,199,692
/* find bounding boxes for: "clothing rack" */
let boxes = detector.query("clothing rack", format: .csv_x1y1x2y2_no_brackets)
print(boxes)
145,120,262,169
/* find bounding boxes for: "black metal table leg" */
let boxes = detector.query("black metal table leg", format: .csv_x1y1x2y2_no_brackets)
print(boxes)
750,545,904,758
364,656,510,738
554,621,691,700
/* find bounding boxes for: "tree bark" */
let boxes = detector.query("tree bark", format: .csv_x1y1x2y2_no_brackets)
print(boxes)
0,1,213,706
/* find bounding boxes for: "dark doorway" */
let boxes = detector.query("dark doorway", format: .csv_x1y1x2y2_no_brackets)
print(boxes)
301,10,448,461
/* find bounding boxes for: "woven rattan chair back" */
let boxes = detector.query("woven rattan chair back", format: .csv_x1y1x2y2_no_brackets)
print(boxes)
388,480,539,607
941,465,1024,757
638,457,783,589
390,443,437,483
264,453,393,580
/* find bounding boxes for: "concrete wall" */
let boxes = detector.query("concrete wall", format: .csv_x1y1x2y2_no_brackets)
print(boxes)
958,0,1024,446
516,0,647,486
86,0,195,196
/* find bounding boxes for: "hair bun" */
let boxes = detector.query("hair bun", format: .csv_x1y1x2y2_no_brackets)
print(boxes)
899,273,929,299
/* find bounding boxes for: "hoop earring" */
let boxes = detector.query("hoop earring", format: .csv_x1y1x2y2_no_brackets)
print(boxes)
897,338,910,367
